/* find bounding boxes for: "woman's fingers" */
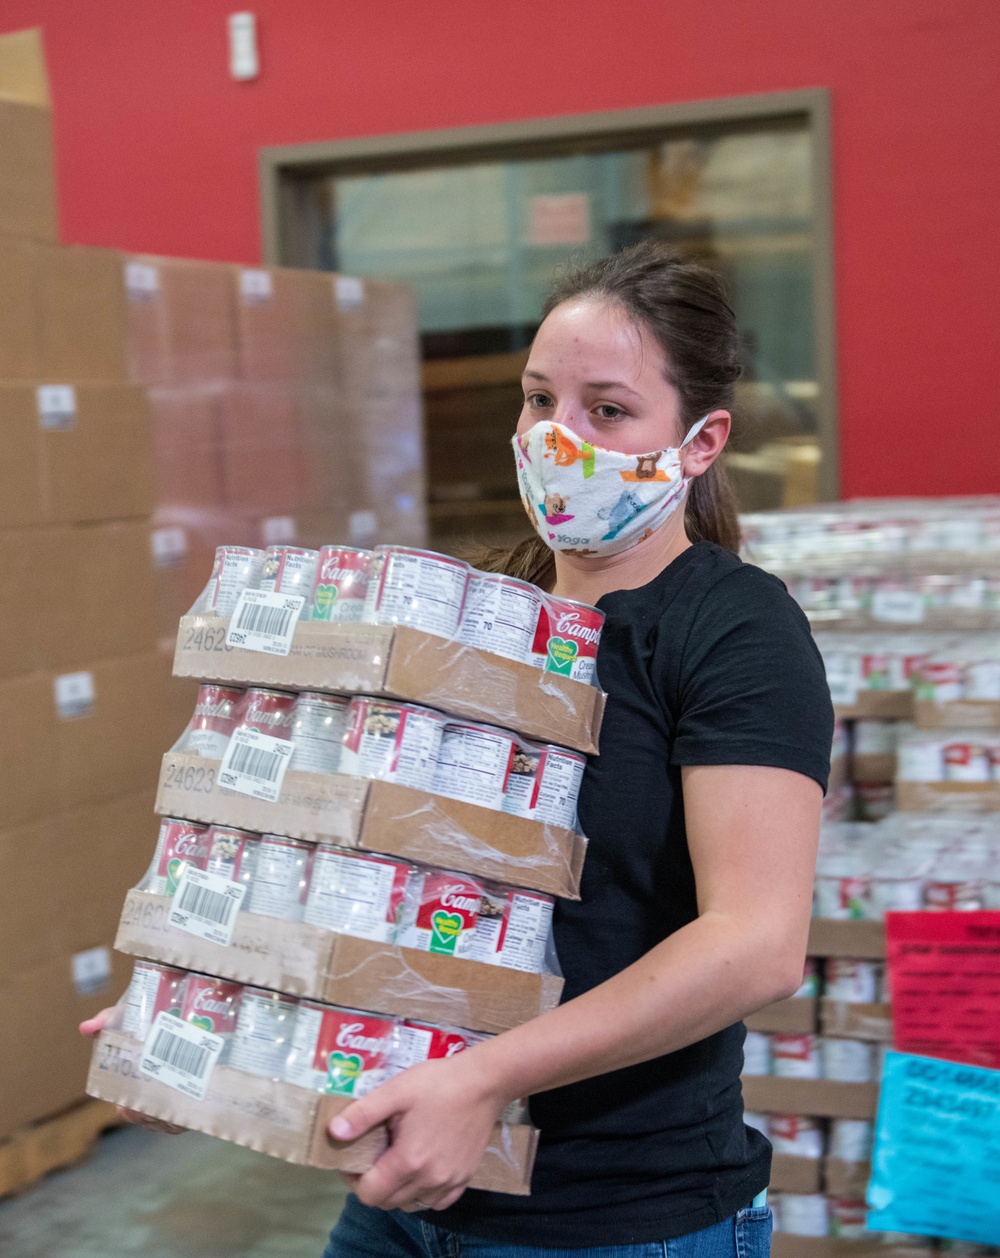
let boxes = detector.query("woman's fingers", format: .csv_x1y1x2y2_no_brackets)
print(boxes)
79,1007,115,1037
116,1107,186,1135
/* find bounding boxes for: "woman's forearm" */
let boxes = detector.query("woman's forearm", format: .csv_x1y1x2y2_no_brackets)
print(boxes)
473,909,803,1108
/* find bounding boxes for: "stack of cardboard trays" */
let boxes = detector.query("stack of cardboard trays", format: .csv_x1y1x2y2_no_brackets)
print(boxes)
0,27,164,1140
88,604,605,1192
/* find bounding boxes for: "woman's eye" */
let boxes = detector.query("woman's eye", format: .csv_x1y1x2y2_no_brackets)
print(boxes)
595,404,626,421
526,392,553,408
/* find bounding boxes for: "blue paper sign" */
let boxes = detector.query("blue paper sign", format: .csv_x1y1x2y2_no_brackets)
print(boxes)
868,1051,1000,1245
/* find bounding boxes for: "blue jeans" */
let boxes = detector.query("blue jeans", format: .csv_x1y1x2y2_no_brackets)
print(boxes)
322,1194,772,1257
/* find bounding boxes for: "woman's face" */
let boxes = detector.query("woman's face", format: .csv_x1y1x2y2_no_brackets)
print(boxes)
517,297,685,455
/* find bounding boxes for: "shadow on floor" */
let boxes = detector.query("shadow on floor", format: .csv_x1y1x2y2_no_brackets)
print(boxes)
0,1124,348,1258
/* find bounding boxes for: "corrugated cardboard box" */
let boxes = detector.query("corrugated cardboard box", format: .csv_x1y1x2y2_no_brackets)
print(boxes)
173,616,605,756
116,890,564,1034
807,919,886,960
89,1028,537,1193
0,816,62,983
219,385,306,515
0,527,61,677
819,999,892,1043
156,751,586,899
146,386,226,509
0,672,56,827
34,244,129,382
234,266,340,386
741,1075,880,1120
0,233,41,379
0,28,57,243
745,997,816,1036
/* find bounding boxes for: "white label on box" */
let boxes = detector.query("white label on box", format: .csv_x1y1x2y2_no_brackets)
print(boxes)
240,268,273,302
150,527,188,568
218,726,293,803
335,275,364,311
348,510,377,543
261,516,296,545
36,385,77,430
124,261,160,298
140,1011,224,1101
71,945,112,996
871,589,925,624
54,671,95,719
226,589,304,655
169,866,246,946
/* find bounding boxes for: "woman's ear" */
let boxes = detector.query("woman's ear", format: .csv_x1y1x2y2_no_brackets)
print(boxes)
682,410,731,477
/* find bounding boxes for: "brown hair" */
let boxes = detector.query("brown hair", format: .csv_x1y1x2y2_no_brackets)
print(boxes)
466,241,743,584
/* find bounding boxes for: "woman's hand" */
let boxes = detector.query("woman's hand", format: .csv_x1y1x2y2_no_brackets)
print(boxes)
79,1008,186,1136
328,1050,507,1212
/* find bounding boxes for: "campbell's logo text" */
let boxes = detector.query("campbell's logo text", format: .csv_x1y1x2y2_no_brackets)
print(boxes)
335,1021,390,1055
553,611,601,647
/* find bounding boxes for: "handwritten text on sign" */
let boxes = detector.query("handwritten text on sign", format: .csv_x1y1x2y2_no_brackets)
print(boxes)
886,911,1000,1069
867,1051,1000,1246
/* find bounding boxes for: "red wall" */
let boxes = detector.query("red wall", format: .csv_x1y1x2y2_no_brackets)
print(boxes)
3,0,998,498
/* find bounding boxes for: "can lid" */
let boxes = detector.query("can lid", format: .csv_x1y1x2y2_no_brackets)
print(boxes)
297,691,351,706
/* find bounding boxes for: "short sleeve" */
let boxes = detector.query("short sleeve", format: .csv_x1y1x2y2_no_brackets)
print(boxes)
669,566,833,790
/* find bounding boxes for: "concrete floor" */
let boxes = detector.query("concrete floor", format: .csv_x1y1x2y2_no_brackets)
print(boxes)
0,1124,349,1258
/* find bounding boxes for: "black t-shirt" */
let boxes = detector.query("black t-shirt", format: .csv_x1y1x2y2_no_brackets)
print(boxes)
435,542,834,1248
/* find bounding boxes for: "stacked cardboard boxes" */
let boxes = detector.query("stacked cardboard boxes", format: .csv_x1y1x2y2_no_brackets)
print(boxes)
0,29,161,1139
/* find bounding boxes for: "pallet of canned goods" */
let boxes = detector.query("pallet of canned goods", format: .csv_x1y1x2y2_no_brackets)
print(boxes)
174,544,606,756
114,824,564,1034
156,685,588,899
87,963,537,1193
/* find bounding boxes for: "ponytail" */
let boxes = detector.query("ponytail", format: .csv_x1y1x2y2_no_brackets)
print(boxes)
685,459,741,553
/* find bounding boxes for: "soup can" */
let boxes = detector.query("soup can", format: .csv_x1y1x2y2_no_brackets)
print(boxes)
398,871,483,958
339,697,445,791
871,874,925,915
362,546,470,639
285,1001,397,1096
204,546,264,617
829,1118,873,1163
965,659,1000,701
742,1030,771,1076
237,687,297,739
793,959,820,999
502,740,586,829
824,958,881,1003
309,547,372,622
228,987,299,1079
390,1019,485,1073
530,596,605,683
258,546,320,600
247,835,315,921
943,739,992,782
458,572,543,663
303,847,412,942
924,878,985,911
289,692,350,774
431,721,517,811
205,825,260,902
897,737,945,782
185,684,245,759
829,1198,868,1239
149,818,212,897
180,974,243,1063
821,1037,876,1082
771,1033,821,1079
465,886,554,973
813,873,871,920
778,1193,829,1237
122,961,187,1039
768,1114,824,1158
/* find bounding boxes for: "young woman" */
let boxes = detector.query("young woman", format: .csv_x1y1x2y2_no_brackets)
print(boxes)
84,241,832,1257
319,242,833,1256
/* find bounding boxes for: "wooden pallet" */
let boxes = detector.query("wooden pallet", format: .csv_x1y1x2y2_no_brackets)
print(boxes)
0,1099,122,1199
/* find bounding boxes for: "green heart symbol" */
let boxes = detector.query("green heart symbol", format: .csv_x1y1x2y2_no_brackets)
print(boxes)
188,1015,214,1032
312,584,337,620
430,910,463,955
546,637,578,676
325,1051,364,1095
166,858,186,897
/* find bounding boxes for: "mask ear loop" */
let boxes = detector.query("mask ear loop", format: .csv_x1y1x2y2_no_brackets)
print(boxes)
681,416,709,448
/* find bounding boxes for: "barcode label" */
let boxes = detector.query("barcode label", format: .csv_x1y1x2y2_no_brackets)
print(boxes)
36,384,77,430
226,589,304,656
240,268,273,302
871,589,925,624
168,866,245,946
124,261,160,298
139,1012,224,1100
218,725,293,802
54,670,95,719
334,275,364,310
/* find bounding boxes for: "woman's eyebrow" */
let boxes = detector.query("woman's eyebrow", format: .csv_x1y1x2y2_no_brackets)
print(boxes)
586,380,642,397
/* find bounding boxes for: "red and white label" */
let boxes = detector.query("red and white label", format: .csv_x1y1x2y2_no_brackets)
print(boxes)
457,573,542,664
399,872,483,957
391,1020,483,1073
466,887,554,973
530,597,604,682
286,1002,396,1095
310,547,371,623
431,722,516,810
180,976,242,1059
186,684,244,759
122,961,186,1039
150,819,212,896
247,836,315,922
339,698,444,791
771,1033,820,1079
362,547,470,640
303,849,411,942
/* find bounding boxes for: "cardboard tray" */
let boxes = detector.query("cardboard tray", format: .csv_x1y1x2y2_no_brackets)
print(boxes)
156,751,585,900
823,1156,872,1198
895,779,1000,812
746,998,817,1036
87,1030,536,1194
807,920,886,960
742,1076,880,1120
851,753,896,784
914,698,1000,730
115,891,564,1036
173,614,605,756
769,1153,823,1194
819,1000,892,1044
833,691,913,721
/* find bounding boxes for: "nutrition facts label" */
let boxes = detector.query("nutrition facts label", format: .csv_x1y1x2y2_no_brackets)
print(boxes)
247,841,311,921
468,892,552,972
432,725,513,809
228,993,296,1078
369,551,468,638
304,851,400,941
533,750,585,829
459,579,540,662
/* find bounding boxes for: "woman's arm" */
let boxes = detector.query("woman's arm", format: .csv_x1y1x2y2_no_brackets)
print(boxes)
332,763,821,1211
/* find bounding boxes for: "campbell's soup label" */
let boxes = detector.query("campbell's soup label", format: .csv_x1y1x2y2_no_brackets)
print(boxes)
285,1002,396,1095
924,879,984,911
303,848,411,942
362,546,470,639
206,547,263,617
205,826,259,900
339,697,444,791
531,597,604,683
502,741,585,829
771,1033,820,1079
247,835,314,921
391,1020,483,1073
258,546,319,598
769,1113,824,1158
229,987,299,1079
180,975,242,1062
943,740,992,782
431,722,516,810
466,887,553,972
239,688,297,739
457,573,542,664
399,872,483,957
150,819,211,896
122,961,186,1039
309,547,371,622
186,684,244,759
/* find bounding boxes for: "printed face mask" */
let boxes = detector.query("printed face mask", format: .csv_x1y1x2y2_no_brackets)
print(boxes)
512,418,707,557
